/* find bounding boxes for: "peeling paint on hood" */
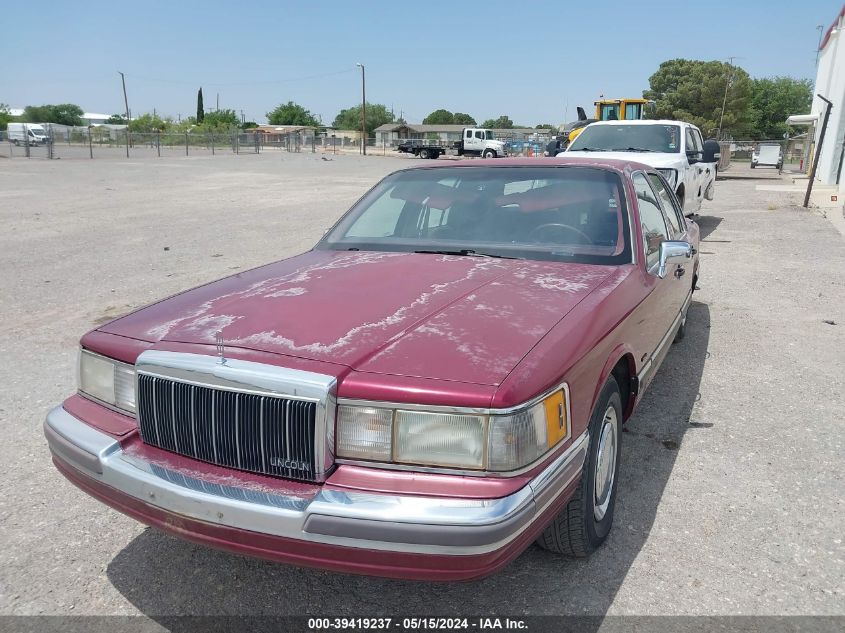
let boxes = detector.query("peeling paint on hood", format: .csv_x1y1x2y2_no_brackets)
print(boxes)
100,250,613,386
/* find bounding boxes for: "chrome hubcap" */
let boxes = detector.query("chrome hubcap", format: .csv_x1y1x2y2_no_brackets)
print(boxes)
593,406,618,521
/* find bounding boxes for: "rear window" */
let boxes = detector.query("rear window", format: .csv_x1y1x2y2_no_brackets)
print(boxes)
570,124,681,154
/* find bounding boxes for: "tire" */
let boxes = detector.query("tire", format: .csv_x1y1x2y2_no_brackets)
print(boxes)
429,151,440,160
482,149,495,159
419,148,430,159
537,377,622,557
750,163,756,169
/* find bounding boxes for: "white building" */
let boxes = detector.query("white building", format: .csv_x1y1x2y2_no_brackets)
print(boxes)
792,6,845,198
82,112,112,125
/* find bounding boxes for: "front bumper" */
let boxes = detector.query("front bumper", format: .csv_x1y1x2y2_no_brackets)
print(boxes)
45,405,587,580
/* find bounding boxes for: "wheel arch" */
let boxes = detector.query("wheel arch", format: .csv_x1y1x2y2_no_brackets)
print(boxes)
592,345,638,422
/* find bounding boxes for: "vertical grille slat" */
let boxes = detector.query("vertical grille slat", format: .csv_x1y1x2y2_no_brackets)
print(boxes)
136,374,318,482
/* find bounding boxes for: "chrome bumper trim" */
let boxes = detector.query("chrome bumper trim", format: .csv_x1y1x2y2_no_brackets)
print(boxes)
45,406,588,555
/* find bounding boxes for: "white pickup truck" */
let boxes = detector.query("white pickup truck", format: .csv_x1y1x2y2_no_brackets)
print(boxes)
562,119,719,213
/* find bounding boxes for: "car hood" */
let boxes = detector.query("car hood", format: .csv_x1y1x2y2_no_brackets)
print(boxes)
100,250,614,386
565,150,684,168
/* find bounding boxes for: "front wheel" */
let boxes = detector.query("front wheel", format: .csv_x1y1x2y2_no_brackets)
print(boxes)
537,377,622,557
482,149,495,159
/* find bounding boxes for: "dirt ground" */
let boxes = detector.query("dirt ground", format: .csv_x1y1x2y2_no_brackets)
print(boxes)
0,152,842,621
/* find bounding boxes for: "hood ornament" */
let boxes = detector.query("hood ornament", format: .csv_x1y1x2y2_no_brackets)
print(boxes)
215,331,226,365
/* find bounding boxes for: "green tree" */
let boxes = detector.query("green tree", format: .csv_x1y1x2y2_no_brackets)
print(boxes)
480,115,514,129
266,101,321,126
452,112,476,125
748,76,813,140
332,103,394,134
199,109,240,130
643,58,752,138
423,109,455,124
128,112,170,132
241,121,258,129
535,123,557,130
22,103,84,126
196,87,204,123
0,103,12,131
105,114,126,124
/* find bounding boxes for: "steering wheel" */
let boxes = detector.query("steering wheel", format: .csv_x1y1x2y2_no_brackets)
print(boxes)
527,223,594,245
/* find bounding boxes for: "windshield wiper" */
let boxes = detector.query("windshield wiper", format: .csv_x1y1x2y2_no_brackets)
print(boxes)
414,249,520,260
571,147,607,152
614,147,658,152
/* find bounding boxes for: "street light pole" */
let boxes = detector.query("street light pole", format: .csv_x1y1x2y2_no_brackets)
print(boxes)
357,63,366,155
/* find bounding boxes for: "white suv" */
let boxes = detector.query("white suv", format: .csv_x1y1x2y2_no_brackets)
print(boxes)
562,119,718,213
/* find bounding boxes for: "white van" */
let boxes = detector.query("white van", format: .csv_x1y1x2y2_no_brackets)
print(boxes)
7,123,49,146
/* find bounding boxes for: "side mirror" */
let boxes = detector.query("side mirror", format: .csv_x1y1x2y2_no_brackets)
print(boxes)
657,241,692,279
702,139,721,163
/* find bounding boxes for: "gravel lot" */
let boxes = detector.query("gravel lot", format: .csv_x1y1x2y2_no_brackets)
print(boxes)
0,152,842,620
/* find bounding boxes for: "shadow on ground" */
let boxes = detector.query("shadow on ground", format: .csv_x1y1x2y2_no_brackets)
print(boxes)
106,304,711,626
695,215,724,241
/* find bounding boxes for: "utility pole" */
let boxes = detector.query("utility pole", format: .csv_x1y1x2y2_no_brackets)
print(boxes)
717,56,736,140
118,71,130,158
815,25,825,68
216,93,219,112
357,63,366,155
240,109,245,124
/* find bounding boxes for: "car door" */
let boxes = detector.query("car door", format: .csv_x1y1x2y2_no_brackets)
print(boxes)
683,127,704,213
692,127,715,200
648,172,694,316
630,171,679,390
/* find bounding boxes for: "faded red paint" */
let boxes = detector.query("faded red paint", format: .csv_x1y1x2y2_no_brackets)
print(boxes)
56,156,700,579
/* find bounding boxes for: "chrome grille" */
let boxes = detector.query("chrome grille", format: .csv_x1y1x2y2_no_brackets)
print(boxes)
137,374,318,482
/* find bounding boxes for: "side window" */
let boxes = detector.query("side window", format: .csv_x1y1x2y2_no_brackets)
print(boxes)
475,131,483,139
633,173,669,270
692,129,704,151
648,173,684,238
685,129,697,154
466,129,472,139
625,103,641,120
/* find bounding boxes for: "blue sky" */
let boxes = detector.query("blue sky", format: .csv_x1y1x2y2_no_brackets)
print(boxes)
2,0,841,126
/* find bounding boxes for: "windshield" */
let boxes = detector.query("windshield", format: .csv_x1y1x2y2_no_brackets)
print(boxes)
318,166,631,265
569,124,681,153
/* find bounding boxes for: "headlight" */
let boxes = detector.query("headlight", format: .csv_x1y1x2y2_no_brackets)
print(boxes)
78,349,136,414
657,168,677,187
336,387,569,472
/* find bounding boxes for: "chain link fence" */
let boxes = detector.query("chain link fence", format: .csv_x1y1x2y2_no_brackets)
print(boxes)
0,125,332,159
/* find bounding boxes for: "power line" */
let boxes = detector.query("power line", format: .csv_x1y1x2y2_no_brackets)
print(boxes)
119,67,358,87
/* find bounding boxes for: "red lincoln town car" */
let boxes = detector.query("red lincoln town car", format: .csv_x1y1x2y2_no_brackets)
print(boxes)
45,157,699,581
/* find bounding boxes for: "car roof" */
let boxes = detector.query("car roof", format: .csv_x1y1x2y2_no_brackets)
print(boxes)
400,156,655,175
